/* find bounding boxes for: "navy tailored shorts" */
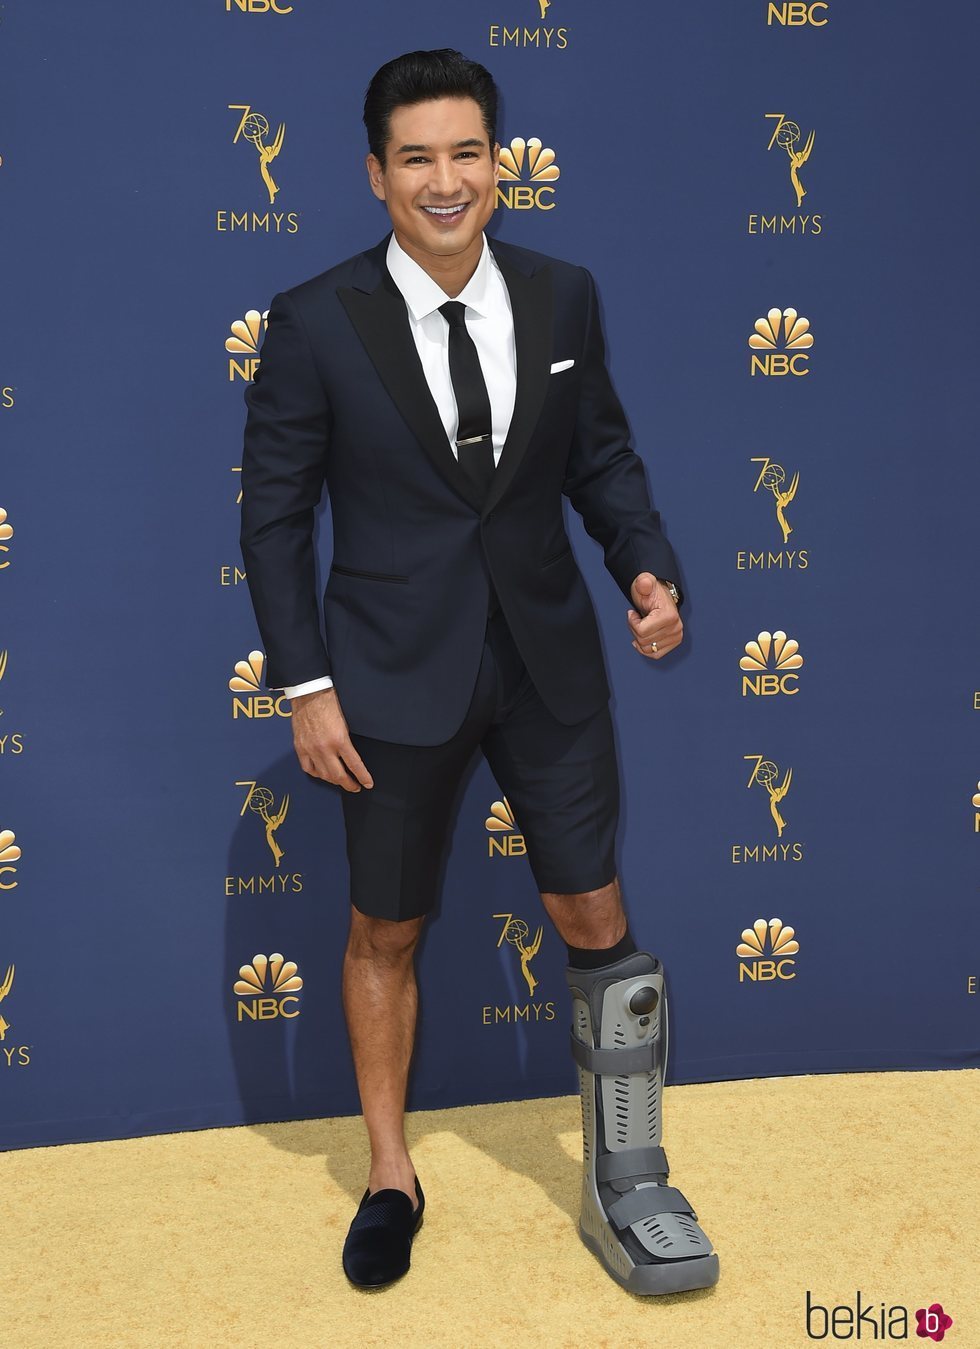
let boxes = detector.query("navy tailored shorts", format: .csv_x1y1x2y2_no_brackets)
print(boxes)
339,607,620,922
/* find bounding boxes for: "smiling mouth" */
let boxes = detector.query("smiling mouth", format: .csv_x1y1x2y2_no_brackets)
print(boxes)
421,202,470,218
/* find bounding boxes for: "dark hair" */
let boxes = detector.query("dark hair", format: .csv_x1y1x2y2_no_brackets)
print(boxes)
363,48,498,169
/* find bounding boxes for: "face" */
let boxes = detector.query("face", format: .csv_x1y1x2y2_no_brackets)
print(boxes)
366,96,500,267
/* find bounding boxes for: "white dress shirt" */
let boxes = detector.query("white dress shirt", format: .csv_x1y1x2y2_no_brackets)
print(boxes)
280,230,517,700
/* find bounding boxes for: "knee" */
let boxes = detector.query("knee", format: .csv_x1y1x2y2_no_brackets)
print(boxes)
541,876,620,907
539,876,626,946
346,907,425,963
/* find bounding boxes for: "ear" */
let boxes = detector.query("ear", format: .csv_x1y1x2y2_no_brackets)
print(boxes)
365,152,386,202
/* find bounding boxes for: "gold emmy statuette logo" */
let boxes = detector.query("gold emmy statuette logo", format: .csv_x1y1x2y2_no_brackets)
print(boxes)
751,457,799,544
0,506,13,568
738,458,808,572
486,795,526,858
232,467,242,506
0,961,14,1040
494,913,543,998
0,646,21,750
239,780,289,867
740,630,803,696
226,309,268,382
973,781,980,832
767,1,828,26
748,308,813,376
497,137,559,211
766,114,814,207
745,755,793,837
234,952,303,1021
736,917,799,982
0,829,21,889
488,3,568,49
229,105,285,204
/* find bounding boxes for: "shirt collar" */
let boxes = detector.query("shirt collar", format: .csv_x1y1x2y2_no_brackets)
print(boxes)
385,230,497,321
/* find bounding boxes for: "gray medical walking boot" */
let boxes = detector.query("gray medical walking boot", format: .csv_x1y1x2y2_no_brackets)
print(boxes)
565,950,720,1295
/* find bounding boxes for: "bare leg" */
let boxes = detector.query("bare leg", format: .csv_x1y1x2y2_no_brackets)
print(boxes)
539,873,628,951
341,904,425,1211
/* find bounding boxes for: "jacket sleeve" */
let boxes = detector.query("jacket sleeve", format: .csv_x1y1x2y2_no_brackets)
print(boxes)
239,289,332,690
562,266,683,606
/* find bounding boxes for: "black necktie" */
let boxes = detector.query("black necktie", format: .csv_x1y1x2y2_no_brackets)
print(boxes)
438,300,500,619
438,300,496,502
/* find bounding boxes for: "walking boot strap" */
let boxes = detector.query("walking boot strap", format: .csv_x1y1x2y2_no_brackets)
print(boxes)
568,1030,661,1076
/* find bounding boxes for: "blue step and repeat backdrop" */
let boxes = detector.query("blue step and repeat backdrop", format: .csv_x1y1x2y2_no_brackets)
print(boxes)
1,1,977,1149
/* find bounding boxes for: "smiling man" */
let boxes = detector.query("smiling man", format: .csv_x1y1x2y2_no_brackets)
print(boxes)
239,48,718,1296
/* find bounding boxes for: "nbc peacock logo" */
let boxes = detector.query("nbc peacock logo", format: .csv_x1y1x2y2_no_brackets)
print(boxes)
496,137,560,211
748,307,813,376
486,795,527,859
228,650,290,721
767,1,829,27
225,0,294,14
225,308,268,382
234,951,303,1022
0,506,13,568
973,781,980,832
740,630,803,696
736,917,799,982
0,829,21,890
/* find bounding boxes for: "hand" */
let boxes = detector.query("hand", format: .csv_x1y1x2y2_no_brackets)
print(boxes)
289,687,374,791
627,572,683,661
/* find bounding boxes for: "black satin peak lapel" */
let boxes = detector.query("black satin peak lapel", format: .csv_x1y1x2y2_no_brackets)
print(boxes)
338,270,484,514
483,255,552,518
337,239,553,519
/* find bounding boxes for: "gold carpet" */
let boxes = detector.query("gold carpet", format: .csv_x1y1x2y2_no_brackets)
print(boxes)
5,1070,977,1349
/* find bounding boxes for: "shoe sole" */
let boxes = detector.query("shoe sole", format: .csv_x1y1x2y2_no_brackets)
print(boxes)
580,1221,720,1296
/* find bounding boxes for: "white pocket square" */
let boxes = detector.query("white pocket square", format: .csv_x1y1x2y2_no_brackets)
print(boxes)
550,359,575,373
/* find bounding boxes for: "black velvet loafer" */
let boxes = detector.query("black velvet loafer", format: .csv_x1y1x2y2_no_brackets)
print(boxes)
342,1177,425,1289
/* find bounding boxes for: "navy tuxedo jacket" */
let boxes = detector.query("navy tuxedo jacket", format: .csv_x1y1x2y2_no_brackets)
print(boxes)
240,229,680,746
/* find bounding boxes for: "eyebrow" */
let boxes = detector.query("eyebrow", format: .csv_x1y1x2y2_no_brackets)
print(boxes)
394,138,485,154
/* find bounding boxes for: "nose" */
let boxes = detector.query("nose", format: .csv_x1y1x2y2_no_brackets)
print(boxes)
430,154,463,197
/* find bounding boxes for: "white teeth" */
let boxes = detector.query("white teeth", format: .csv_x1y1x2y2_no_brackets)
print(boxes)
423,204,467,214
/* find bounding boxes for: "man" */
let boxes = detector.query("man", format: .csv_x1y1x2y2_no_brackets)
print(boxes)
240,48,719,1296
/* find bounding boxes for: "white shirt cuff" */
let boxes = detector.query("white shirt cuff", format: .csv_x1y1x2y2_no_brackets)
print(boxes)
282,675,334,698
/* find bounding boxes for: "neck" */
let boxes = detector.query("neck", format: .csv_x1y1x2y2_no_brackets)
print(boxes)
392,230,484,298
